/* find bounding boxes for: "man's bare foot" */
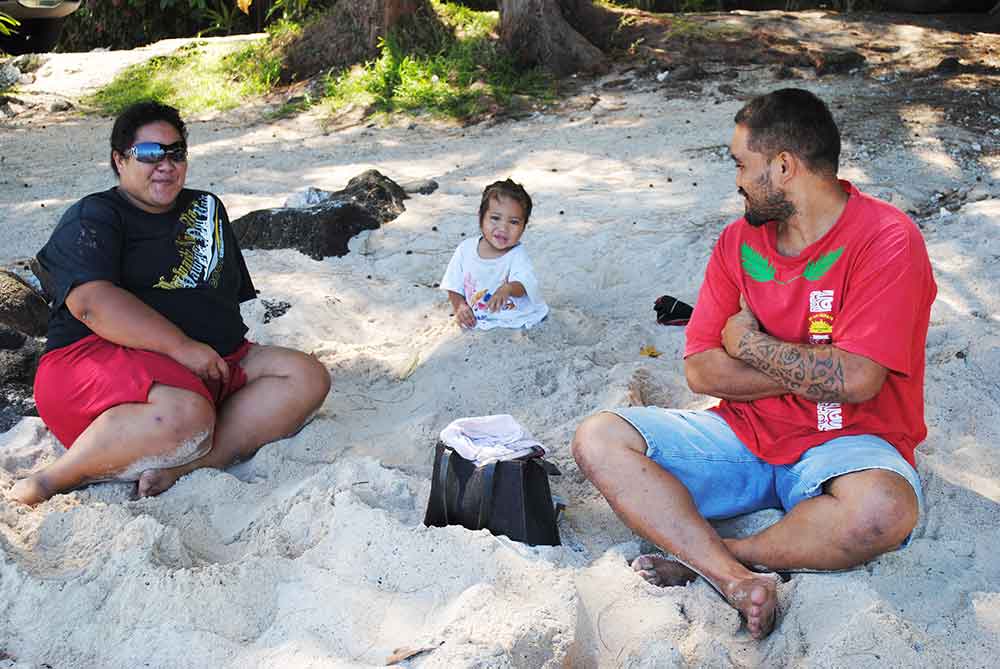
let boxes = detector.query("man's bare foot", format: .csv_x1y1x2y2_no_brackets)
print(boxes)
9,476,52,506
722,573,780,640
136,468,183,498
633,555,779,638
631,553,699,587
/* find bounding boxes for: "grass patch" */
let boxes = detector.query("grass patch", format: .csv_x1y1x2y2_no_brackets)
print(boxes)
662,15,746,40
88,2,551,123
87,21,298,116
324,0,552,121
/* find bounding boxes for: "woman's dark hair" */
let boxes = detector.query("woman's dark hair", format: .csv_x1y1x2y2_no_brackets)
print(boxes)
109,101,187,176
734,88,841,177
478,178,533,225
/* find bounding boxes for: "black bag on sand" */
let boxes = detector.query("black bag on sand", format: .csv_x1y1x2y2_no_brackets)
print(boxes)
423,440,562,546
654,294,694,326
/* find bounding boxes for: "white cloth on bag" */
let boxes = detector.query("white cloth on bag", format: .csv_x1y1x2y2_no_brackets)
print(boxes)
439,414,544,465
439,238,549,330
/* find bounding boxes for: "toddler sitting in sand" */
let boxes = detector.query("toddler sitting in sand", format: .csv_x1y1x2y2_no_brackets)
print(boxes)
440,178,549,330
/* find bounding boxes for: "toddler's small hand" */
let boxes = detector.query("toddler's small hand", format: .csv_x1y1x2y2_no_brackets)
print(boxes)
455,303,476,328
486,284,513,312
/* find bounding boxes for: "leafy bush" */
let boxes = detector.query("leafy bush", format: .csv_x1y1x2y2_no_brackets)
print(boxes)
60,1,217,51
325,1,551,120
58,0,332,52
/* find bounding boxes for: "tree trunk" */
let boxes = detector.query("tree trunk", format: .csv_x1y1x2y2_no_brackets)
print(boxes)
361,0,425,49
283,0,431,81
499,0,610,77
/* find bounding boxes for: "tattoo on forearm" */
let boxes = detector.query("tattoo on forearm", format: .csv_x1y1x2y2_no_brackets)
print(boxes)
736,331,846,401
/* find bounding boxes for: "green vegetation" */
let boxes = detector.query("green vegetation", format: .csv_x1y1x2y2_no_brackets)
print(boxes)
88,1,550,122
87,22,295,116
324,1,551,121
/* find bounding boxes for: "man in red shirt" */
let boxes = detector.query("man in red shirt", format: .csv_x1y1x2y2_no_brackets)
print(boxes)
572,88,935,639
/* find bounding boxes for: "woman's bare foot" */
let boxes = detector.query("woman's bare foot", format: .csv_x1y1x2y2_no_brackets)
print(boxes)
10,476,52,506
721,573,780,640
136,468,184,498
631,553,699,587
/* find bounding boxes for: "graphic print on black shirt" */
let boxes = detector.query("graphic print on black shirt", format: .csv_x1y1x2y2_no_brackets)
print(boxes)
154,194,225,291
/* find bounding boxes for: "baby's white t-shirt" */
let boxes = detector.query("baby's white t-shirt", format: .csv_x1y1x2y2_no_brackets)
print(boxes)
440,238,549,330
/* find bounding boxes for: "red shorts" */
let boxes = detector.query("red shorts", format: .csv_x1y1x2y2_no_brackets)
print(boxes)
33,334,253,448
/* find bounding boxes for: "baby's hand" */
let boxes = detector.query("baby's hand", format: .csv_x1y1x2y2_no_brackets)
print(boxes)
486,284,514,313
455,303,476,328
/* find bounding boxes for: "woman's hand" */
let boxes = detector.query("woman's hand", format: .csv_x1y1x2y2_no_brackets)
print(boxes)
170,340,230,387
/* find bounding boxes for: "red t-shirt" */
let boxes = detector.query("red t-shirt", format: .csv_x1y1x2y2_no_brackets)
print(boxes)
685,181,936,467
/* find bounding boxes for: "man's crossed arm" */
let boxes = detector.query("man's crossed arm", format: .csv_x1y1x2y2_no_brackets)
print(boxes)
685,297,887,404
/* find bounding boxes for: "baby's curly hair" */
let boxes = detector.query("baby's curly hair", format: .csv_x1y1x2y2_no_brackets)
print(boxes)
478,178,533,225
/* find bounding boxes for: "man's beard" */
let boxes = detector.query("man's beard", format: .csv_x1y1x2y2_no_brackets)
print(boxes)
741,175,795,228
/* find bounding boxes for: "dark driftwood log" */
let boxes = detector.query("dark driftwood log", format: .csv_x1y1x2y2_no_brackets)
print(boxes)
231,170,408,260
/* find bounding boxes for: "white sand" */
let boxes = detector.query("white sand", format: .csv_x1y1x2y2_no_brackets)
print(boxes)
2,31,1000,668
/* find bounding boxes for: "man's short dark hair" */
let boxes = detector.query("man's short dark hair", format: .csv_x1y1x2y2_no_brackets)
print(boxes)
109,101,187,176
479,178,533,225
734,88,840,177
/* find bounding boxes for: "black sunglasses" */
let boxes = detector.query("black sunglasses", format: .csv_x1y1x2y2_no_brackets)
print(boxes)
126,142,188,164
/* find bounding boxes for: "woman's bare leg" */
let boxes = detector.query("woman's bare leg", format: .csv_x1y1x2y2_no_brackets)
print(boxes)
137,345,330,497
10,384,214,505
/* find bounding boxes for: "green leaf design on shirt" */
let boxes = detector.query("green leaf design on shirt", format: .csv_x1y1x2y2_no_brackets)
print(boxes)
740,243,776,282
803,247,844,280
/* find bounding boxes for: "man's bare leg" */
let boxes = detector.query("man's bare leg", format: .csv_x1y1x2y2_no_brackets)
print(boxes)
572,413,778,639
632,469,917,588
137,345,330,497
9,385,214,505
724,469,918,571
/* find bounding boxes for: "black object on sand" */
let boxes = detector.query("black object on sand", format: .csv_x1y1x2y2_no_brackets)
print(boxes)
654,294,694,326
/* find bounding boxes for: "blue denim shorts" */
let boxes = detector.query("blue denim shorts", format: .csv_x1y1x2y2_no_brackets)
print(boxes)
607,408,924,523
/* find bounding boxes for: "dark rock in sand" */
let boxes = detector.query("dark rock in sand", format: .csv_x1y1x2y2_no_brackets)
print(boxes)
770,64,797,80
0,337,43,386
934,57,963,75
0,325,26,350
669,64,710,82
262,299,292,324
232,170,408,260
0,270,49,337
601,77,633,90
810,48,865,76
400,179,439,195
0,385,37,433
0,336,43,433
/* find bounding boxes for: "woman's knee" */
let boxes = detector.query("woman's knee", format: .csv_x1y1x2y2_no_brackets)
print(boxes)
145,386,216,449
298,352,332,404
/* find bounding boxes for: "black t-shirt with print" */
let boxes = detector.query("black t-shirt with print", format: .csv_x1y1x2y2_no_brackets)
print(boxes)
38,187,256,355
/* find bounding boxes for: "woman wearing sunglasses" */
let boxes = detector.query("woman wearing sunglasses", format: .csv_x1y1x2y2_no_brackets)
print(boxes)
11,101,331,505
